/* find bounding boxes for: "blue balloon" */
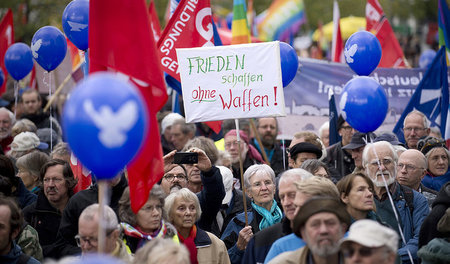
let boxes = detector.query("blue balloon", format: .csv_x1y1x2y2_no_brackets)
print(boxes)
63,73,148,180
4,43,34,81
0,69,4,87
62,0,89,51
419,49,436,69
280,42,299,87
31,26,67,71
340,76,388,133
344,31,381,76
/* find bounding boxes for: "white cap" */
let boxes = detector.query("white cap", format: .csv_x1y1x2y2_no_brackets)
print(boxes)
217,166,233,205
340,219,399,252
161,113,184,133
10,131,48,151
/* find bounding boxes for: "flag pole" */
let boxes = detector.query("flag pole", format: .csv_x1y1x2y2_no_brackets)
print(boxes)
235,118,248,225
43,62,83,113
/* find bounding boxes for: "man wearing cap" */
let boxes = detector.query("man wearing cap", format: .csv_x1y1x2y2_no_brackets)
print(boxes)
402,110,430,149
340,219,398,264
362,141,429,264
326,115,356,180
289,142,322,168
396,149,437,208
268,197,351,264
287,131,325,169
342,132,375,174
8,131,48,160
160,113,184,154
0,107,15,154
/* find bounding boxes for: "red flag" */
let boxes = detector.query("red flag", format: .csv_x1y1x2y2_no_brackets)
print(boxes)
89,0,167,213
331,0,344,63
157,0,214,81
0,9,14,94
70,153,92,193
148,0,162,42
366,0,407,68
29,65,36,89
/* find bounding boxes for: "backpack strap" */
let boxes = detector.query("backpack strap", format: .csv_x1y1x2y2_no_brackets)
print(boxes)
17,253,31,264
399,184,414,217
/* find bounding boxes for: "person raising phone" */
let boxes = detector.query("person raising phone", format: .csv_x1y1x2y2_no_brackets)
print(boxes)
161,147,225,232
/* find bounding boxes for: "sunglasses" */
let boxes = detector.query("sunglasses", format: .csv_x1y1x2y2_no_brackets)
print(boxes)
342,246,376,258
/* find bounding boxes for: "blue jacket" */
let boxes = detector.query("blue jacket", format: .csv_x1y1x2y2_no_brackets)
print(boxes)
221,211,259,264
375,182,430,263
264,233,305,263
0,242,40,264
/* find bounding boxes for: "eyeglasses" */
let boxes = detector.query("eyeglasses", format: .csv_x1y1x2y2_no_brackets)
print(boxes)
43,177,64,184
403,127,426,133
342,246,377,258
369,158,394,167
397,163,422,171
225,141,242,148
163,174,187,181
75,229,115,247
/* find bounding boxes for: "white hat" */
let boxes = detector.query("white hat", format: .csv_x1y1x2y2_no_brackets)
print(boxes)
217,166,233,205
161,113,184,133
10,132,48,152
340,219,399,252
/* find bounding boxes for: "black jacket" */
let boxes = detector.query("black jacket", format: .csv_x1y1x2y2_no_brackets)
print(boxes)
326,141,355,181
50,174,128,258
419,182,450,248
250,139,288,176
22,190,63,258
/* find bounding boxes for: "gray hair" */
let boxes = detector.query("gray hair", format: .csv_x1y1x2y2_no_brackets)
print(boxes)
318,121,329,138
16,151,50,181
134,238,190,264
294,176,339,198
0,107,15,125
165,188,202,223
172,119,196,136
403,110,429,128
51,142,71,160
425,147,450,164
119,185,167,227
182,136,219,165
79,203,119,231
362,141,398,168
279,168,313,186
243,164,275,189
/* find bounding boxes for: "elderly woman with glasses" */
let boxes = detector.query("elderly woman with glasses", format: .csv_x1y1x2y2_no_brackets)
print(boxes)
337,173,381,222
418,136,450,191
165,188,230,264
221,164,282,264
119,185,178,253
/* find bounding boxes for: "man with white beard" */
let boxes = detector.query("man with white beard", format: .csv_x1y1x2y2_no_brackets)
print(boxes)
0,108,14,154
362,141,429,264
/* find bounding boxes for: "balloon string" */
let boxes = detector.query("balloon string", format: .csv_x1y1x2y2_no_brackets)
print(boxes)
366,138,414,264
13,81,18,118
48,71,53,152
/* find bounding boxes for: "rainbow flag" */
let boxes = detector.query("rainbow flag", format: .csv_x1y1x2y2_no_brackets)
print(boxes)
231,0,251,44
438,0,450,62
257,0,306,42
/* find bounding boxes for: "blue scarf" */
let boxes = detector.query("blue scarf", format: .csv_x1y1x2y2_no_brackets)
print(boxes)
251,199,283,230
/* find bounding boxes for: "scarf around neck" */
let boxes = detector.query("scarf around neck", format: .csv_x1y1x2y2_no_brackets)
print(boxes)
251,199,283,230
178,225,198,264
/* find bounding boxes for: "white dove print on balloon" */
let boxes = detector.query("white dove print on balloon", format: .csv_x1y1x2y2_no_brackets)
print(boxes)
83,99,139,148
344,44,357,64
31,39,42,58
67,21,88,32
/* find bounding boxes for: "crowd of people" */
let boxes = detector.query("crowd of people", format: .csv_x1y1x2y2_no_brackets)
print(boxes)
0,88,449,264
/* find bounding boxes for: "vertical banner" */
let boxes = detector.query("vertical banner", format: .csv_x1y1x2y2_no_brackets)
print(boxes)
177,42,286,122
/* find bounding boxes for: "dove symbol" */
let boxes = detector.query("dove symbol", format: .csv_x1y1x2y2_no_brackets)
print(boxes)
83,100,139,148
31,39,42,59
344,44,357,64
67,21,88,32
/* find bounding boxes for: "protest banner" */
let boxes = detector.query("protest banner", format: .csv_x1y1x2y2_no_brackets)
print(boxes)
278,58,450,139
177,41,286,123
